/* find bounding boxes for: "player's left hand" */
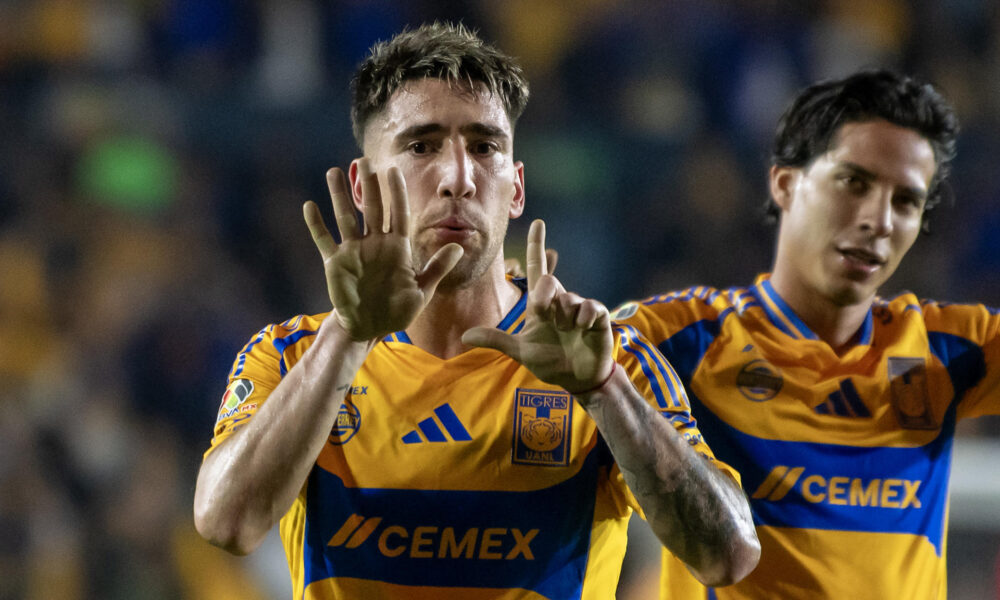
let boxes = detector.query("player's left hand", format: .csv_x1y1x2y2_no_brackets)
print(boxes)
504,248,558,278
462,219,614,395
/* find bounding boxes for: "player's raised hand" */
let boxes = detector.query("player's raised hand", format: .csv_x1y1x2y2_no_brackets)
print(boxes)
303,160,464,341
504,248,558,278
462,220,615,395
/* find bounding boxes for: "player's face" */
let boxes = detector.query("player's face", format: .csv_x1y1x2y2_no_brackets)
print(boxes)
770,119,937,307
356,77,524,289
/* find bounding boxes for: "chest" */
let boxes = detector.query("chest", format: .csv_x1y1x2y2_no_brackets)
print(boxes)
689,320,954,447
314,348,604,492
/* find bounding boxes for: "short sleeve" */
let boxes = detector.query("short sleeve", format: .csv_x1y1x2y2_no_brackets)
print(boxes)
923,301,1000,419
204,324,284,459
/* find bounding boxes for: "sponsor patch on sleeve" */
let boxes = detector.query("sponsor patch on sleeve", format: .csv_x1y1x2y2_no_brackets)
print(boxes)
217,379,256,422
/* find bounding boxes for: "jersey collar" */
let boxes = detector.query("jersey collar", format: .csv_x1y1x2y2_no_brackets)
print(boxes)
384,276,528,343
750,274,874,345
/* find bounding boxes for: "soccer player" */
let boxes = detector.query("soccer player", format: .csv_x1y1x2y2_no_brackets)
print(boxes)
614,69,999,598
192,22,759,598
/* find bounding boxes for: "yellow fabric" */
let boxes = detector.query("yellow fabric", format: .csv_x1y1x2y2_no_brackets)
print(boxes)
616,274,999,599
205,281,738,598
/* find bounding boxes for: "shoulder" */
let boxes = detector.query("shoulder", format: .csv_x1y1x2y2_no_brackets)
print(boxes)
878,292,1000,344
239,312,330,347
228,312,332,379
612,284,748,340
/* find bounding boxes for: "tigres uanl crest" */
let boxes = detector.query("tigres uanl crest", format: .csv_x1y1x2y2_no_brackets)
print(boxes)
512,389,572,466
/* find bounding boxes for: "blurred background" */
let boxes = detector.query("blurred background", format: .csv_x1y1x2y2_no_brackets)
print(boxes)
1,0,998,598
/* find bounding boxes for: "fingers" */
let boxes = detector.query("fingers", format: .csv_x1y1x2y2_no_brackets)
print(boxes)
551,293,609,331
545,248,558,274
416,242,464,299
462,327,521,360
552,292,585,330
326,167,360,241
507,251,552,279
525,219,547,291
577,299,610,331
387,167,410,236
357,158,384,235
303,200,338,261
528,273,559,319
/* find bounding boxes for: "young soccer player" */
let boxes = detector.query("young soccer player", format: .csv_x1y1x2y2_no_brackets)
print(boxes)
193,22,758,598
615,69,998,599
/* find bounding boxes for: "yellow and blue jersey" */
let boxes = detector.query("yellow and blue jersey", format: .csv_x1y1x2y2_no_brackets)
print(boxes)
206,279,739,599
615,274,1000,599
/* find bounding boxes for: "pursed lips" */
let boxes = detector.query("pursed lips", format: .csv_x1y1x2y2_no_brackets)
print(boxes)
430,215,476,231
422,215,479,243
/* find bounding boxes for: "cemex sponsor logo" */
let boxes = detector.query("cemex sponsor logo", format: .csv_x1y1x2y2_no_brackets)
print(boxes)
328,514,539,561
752,465,922,509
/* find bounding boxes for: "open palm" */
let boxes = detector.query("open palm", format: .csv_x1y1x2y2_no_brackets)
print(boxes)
303,159,463,341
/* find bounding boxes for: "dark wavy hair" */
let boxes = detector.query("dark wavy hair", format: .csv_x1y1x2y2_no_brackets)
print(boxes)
767,69,960,233
350,21,530,149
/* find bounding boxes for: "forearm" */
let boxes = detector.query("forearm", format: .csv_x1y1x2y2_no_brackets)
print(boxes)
576,367,760,586
193,317,373,554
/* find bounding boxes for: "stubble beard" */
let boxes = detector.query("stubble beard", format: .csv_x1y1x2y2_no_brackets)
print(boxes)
412,220,509,292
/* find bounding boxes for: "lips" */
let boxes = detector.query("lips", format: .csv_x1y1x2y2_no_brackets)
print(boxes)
431,216,474,231
426,215,478,243
838,247,886,266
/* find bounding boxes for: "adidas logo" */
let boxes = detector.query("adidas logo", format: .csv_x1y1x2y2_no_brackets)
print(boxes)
402,403,472,444
815,379,871,417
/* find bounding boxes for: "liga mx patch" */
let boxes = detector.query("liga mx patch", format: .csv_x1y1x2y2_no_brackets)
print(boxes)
217,379,255,422
512,389,572,467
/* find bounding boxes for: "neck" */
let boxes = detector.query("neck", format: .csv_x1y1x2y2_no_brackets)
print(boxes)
768,270,872,354
406,260,520,359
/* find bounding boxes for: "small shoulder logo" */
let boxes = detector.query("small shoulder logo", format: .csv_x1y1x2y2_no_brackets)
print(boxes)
329,398,361,445
611,302,639,320
513,389,572,466
736,359,783,402
888,357,936,430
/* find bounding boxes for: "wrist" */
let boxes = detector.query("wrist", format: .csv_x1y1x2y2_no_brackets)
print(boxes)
566,362,618,397
323,312,381,354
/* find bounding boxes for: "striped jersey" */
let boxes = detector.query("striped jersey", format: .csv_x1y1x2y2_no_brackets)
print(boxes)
206,278,739,599
614,273,1000,599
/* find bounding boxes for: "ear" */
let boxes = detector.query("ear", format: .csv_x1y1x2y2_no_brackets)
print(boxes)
769,165,799,212
348,159,364,211
508,161,525,219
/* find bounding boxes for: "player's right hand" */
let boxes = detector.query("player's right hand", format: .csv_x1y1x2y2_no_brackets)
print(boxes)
303,159,464,341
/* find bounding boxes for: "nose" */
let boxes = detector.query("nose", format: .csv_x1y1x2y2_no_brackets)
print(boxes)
436,140,476,200
859,188,893,238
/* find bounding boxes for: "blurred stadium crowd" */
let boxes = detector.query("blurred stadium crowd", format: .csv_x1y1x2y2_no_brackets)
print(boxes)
1,1,998,598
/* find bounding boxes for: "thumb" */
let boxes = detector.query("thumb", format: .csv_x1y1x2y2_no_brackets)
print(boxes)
416,243,464,298
462,327,521,360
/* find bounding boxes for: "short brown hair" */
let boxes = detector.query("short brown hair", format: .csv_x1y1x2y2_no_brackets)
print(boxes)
350,22,530,148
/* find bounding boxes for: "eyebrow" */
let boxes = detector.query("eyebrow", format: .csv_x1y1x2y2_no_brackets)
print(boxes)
838,161,928,199
393,122,510,147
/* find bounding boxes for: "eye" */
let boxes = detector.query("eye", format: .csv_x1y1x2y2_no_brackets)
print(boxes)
407,141,432,155
837,174,869,195
471,141,499,156
893,193,923,211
